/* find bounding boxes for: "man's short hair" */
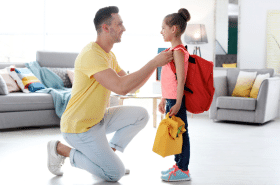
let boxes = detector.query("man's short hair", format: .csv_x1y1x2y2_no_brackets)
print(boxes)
94,6,119,34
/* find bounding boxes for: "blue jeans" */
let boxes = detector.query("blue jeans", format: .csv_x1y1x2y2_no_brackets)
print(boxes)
165,96,190,171
62,106,149,181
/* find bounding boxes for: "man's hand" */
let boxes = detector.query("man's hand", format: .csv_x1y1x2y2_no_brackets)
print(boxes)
153,50,173,67
158,99,166,114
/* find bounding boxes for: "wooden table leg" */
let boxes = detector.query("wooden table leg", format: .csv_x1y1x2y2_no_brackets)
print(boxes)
119,98,124,105
153,98,157,128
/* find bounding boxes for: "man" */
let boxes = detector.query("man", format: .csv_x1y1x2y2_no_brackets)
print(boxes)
47,6,173,182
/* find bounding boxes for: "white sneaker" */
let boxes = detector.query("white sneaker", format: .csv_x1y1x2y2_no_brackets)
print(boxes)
47,140,66,176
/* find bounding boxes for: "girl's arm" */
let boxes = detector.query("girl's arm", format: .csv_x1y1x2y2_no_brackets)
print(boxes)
169,50,185,116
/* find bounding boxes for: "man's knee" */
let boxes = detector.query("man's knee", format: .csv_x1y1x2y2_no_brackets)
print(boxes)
137,107,149,128
105,166,125,182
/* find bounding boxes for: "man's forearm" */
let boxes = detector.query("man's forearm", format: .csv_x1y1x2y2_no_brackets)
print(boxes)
120,60,157,94
129,69,155,93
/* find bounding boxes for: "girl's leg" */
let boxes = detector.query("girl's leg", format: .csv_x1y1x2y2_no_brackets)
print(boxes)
165,97,190,171
174,96,190,171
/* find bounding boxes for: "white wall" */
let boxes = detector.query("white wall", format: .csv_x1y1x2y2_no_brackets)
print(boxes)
180,0,215,62
238,0,280,69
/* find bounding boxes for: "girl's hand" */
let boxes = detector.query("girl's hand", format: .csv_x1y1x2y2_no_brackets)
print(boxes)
158,99,166,114
169,103,181,117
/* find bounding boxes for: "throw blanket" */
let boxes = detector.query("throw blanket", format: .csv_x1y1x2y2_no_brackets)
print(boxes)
25,61,72,118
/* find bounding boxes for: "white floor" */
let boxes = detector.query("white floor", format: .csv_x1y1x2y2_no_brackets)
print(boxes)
1,99,280,185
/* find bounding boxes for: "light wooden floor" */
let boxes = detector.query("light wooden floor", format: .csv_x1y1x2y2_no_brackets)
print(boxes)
1,99,280,185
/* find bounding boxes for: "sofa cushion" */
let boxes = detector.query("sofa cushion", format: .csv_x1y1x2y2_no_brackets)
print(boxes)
67,69,74,84
7,66,30,93
217,96,257,111
0,75,9,95
14,67,45,92
0,92,54,112
227,68,275,96
0,68,21,93
47,68,73,88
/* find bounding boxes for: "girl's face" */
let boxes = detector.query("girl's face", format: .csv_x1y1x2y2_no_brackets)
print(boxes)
160,20,173,42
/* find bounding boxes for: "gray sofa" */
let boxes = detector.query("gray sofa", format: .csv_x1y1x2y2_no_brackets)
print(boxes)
0,51,118,130
209,68,280,124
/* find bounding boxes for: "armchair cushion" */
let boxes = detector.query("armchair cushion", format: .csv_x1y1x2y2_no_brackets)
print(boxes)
250,73,270,99
227,68,275,96
217,96,256,111
232,71,257,97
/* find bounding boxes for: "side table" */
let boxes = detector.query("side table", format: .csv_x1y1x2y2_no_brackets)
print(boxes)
113,94,164,128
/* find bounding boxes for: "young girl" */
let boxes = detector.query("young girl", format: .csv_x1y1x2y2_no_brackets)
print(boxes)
158,8,191,182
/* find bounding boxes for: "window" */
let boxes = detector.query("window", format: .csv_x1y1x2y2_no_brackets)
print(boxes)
0,0,180,69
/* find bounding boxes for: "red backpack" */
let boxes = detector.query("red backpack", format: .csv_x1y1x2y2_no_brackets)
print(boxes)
170,45,215,114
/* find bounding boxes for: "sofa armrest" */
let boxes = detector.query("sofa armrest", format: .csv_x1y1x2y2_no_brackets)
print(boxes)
255,77,280,123
209,76,228,119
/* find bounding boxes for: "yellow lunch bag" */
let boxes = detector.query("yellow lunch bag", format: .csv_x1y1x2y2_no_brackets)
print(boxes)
152,113,186,157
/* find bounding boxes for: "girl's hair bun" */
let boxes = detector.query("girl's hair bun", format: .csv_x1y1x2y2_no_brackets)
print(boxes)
178,8,191,22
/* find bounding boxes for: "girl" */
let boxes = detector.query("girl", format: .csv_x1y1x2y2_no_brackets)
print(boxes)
158,8,191,182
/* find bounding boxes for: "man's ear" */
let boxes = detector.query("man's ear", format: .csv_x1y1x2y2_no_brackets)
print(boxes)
102,24,109,33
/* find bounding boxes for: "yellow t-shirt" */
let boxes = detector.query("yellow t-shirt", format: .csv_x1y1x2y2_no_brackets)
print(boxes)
60,42,122,133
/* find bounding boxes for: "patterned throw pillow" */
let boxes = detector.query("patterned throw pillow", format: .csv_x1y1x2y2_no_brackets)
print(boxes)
8,66,45,93
232,71,257,97
67,69,74,84
250,73,270,99
47,68,73,88
0,68,21,93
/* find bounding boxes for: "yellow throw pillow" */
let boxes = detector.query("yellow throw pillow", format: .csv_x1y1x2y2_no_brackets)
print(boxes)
223,63,237,68
232,71,257,97
250,73,270,99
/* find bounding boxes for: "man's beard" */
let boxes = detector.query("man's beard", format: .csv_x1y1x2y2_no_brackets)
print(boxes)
109,28,121,43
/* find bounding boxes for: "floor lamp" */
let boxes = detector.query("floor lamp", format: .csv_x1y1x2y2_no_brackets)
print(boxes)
184,24,208,57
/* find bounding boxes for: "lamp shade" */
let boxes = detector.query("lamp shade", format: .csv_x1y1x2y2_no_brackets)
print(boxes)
184,24,208,44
